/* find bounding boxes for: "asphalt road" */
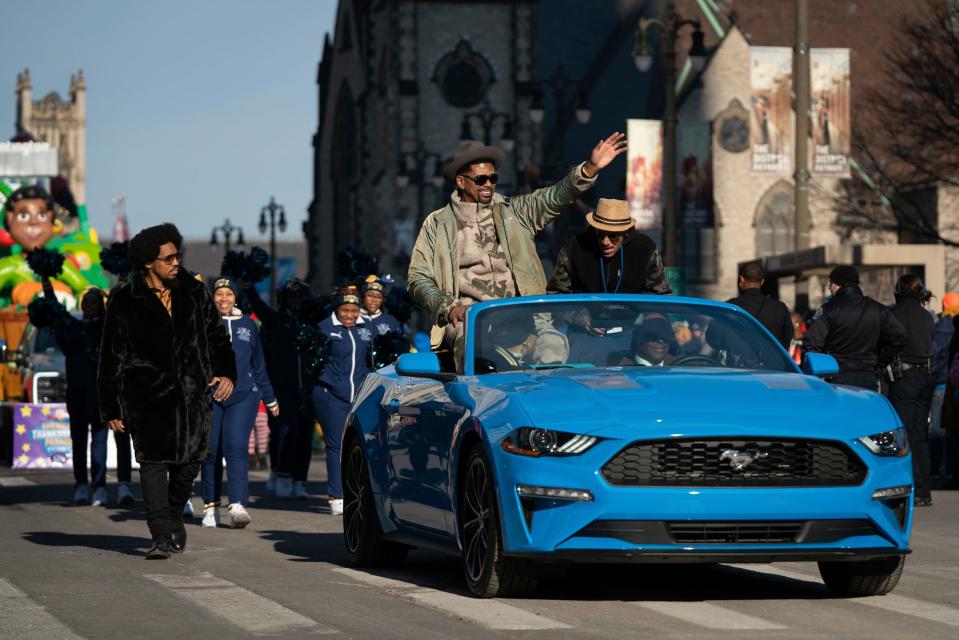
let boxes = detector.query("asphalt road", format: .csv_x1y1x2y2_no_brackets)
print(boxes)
2,459,958,639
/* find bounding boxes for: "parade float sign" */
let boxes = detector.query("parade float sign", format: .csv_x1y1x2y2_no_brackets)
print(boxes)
750,46,793,174
626,119,663,230
811,48,851,174
11,403,71,469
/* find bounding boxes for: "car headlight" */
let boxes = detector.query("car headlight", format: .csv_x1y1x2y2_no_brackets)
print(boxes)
858,428,910,457
501,428,598,457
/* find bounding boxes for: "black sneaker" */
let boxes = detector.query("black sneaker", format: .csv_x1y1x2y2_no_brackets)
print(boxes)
145,536,172,559
171,521,187,553
914,497,934,507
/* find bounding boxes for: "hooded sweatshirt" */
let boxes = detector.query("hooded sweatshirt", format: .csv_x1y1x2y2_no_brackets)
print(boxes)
219,308,277,409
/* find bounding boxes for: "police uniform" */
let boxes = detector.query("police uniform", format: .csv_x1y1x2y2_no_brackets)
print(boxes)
804,266,907,390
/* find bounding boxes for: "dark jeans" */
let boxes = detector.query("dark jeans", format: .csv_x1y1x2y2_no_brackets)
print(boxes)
69,404,132,487
269,387,314,482
832,370,878,391
200,394,260,506
312,387,349,498
139,461,200,538
889,369,934,500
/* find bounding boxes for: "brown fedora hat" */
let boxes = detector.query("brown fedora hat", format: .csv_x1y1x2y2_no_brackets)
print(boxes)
444,140,506,181
585,198,633,232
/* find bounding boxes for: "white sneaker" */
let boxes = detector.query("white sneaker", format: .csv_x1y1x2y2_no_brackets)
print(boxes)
228,503,251,529
182,499,195,517
91,487,108,506
73,484,90,505
293,481,310,499
266,471,277,492
329,498,344,516
275,475,293,498
117,483,135,505
201,505,219,528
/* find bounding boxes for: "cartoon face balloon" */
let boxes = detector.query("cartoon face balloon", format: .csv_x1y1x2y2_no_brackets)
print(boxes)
5,197,54,250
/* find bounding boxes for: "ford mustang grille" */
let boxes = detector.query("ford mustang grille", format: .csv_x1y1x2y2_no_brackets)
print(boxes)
601,438,867,487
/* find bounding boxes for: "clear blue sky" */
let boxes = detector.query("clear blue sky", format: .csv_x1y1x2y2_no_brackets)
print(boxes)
0,0,337,240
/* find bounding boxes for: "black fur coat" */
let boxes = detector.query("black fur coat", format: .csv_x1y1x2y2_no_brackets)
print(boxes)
97,270,237,464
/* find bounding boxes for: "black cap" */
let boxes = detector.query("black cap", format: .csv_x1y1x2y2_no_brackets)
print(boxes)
829,265,860,287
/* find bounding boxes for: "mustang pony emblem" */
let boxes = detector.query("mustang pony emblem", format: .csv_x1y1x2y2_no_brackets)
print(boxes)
720,449,768,471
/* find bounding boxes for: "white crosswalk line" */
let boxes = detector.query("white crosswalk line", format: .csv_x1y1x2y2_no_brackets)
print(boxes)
729,563,959,628
144,572,336,635
331,566,570,630
0,476,36,487
0,578,85,640
635,601,786,630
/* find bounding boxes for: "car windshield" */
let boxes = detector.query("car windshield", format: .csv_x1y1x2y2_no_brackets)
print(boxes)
472,300,796,375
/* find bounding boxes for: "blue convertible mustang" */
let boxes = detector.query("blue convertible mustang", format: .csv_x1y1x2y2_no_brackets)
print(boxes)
341,295,913,598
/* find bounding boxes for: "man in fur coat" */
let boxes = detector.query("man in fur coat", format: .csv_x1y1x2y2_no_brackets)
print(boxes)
98,223,236,559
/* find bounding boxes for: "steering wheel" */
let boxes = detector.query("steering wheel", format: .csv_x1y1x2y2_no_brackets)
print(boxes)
669,354,719,367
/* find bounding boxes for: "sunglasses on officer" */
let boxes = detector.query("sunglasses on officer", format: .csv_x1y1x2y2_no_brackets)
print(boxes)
459,173,499,186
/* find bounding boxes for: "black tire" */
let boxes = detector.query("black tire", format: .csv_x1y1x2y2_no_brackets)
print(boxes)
342,436,409,567
818,555,905,597
459,446,538,598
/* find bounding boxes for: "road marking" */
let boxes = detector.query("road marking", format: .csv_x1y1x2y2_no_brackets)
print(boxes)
144,573,336,635
332,567,570,630
0,476,35,487
730,564,959,628
0,578,85,640
635,601,786,630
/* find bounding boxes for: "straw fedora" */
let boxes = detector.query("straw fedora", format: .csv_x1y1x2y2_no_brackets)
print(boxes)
585,198,634,233
444,140,506,181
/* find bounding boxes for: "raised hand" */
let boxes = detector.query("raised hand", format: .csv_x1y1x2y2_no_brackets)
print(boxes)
588,132,628,172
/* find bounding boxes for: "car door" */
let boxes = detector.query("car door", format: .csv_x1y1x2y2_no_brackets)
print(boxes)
384,375,465,535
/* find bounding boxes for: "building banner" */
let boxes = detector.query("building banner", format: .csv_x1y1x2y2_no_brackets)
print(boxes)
811,48,851,174
750,46,793,173
626,119,663,230
677,122,713,228
12,403,71,469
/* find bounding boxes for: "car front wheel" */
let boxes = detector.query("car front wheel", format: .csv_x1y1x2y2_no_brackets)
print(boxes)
459,447,537,598
342,436,408,567
818,555,905,596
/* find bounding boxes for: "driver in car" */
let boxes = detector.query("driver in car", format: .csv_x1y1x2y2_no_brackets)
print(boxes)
621,316,677,366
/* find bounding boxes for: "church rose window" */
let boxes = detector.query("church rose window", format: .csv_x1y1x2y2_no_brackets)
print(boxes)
433,40,495,109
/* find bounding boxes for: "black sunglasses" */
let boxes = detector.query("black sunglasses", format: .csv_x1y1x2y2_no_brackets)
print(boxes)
155,251,184,265
460,173,499,186
591,228,628,240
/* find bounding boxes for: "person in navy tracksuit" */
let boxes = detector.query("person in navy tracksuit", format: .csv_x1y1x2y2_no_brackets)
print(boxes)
200,278,279,529
313,288,371,516
360,275,401,338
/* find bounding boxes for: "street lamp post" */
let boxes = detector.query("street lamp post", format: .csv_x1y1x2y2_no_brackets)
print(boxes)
397,147,446,229
633,1,707,268
528,66,592,178
258,196,287,307
460,100,515,151
209,218,245,254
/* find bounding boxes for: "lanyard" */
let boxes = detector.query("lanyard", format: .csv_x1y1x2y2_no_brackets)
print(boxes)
599,246,624,294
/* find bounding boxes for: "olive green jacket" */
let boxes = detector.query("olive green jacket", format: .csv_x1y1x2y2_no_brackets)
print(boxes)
407,164,595,343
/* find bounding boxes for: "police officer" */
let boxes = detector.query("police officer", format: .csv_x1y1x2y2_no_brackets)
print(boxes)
727,263,793,349
804,265,907,390
884,274,936,506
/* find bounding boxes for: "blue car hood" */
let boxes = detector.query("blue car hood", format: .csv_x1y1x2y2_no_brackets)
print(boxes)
476,367,900,441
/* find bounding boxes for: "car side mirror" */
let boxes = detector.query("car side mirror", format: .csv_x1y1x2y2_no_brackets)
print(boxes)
802,353,839,378
396,352,456,382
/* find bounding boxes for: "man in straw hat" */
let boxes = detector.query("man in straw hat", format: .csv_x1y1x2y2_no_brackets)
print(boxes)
408,132,627,365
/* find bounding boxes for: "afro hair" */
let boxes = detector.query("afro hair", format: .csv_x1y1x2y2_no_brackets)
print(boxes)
128,223,183,269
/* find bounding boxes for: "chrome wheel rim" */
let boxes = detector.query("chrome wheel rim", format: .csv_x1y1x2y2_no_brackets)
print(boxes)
344,445,365,553
463,457,491,583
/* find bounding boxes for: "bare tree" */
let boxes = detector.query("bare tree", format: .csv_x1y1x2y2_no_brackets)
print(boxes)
827,0,959,246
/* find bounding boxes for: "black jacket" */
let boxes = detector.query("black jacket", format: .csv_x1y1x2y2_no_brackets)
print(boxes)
884,292,935,364
804,286,907,374
727,288,793,349
548,230,671,294
42,285,102,411
97,270,237,464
